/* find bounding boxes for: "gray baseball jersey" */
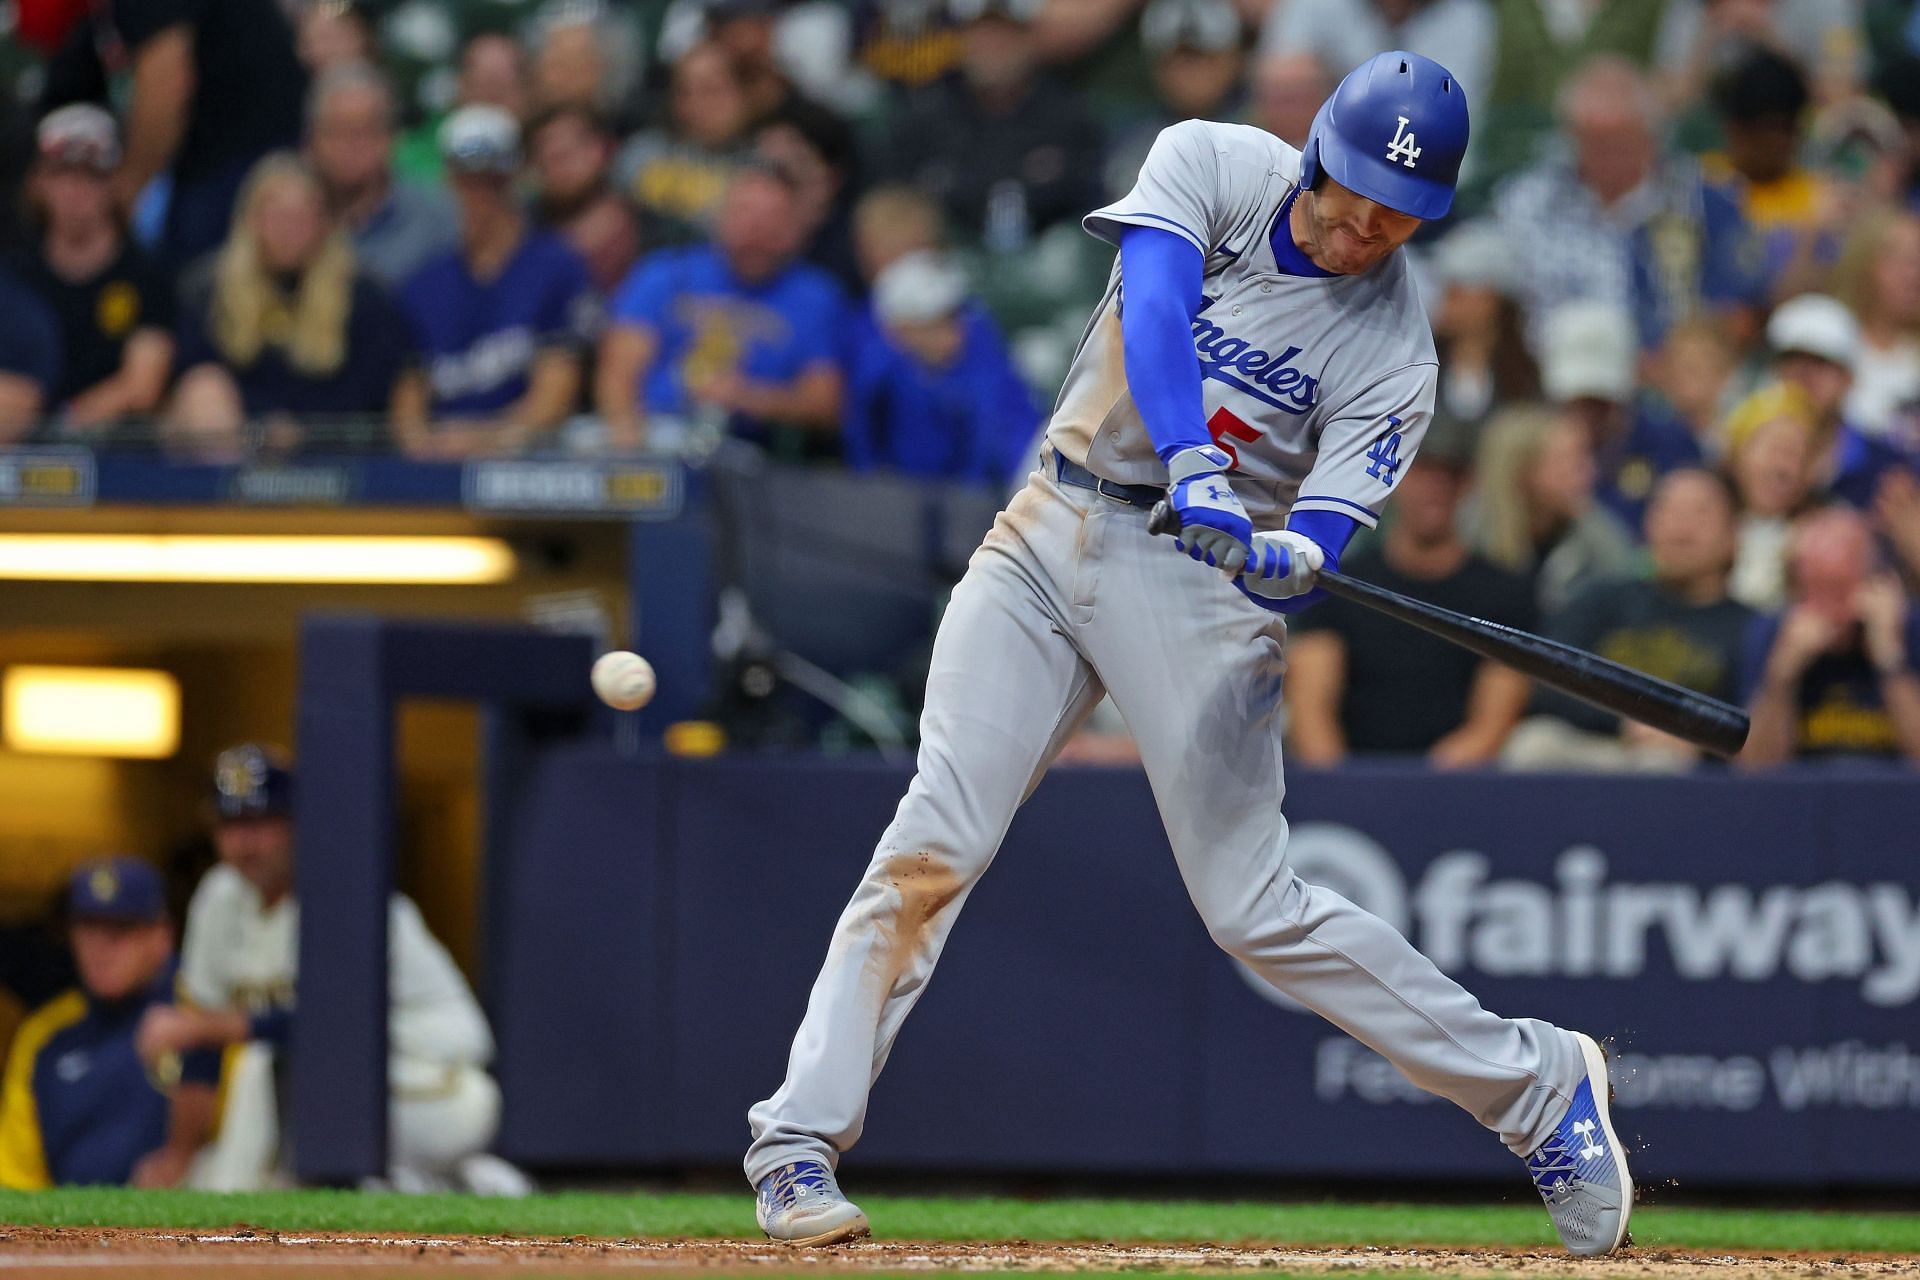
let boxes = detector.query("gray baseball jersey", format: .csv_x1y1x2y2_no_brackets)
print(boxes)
745,120,1586,1196
1052,119,1437,530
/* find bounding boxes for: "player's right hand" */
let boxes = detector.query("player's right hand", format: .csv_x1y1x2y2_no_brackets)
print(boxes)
1166,445,1252,576
1237,529,1325,613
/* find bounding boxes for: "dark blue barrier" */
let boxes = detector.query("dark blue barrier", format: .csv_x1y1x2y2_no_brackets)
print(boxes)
487,748,1920,1187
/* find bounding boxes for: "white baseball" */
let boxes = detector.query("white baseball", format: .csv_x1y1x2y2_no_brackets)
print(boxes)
591,651,657,710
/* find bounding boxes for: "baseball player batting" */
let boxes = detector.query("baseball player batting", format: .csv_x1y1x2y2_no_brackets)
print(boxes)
746,52,1631,1257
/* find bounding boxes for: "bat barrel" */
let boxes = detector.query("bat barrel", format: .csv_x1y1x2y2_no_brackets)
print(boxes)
1317,570,1750,757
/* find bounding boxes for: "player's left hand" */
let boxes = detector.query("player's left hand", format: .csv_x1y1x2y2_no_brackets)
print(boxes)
1166,445,1252,575
1236,529,1325,614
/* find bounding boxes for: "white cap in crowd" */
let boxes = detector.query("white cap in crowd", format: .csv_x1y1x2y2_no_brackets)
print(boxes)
1541,301,1638,405
1766,294,1858,372
36,103,121,172
874,252,970,329
1430,221,1519,295
440,104,522,174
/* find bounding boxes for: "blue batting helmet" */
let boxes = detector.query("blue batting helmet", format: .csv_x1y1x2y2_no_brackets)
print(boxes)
1298,51,1469,221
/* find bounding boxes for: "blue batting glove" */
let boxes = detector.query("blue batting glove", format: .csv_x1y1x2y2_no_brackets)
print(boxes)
1166,445,1252,576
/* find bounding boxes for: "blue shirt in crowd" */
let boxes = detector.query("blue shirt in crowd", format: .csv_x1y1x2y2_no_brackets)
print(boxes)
0,267,63,403
609,245,844,436
401,230,597,417
844,302,1040,486
0,966,175,1188
1595,405,1706,532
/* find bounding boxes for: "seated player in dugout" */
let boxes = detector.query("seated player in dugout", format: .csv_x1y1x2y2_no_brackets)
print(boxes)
132,745,531,1194
0,858,178,1189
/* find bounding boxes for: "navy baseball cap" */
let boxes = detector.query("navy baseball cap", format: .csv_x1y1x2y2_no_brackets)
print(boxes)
213,744,294,820
69,857,166,923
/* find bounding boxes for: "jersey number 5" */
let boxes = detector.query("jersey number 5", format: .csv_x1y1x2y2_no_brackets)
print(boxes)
1365,417,1404,484
1207,407,1259,470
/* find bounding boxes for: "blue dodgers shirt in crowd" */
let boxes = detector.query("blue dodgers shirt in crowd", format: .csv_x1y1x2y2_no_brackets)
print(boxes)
608,245,844,432
844,303,1040,486
0,267,63,400
401,231,598,417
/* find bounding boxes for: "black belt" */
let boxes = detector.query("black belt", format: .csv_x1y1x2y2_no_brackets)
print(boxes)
1052,453,1165,511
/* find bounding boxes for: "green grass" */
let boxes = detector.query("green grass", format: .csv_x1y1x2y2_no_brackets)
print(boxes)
2,1187,1919,1255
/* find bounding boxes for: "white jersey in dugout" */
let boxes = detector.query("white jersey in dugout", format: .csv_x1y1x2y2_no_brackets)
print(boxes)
1050,118,1438,531
178,864,495,1071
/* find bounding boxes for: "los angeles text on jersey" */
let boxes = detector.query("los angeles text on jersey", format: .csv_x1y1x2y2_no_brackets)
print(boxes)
1189,319,1319,415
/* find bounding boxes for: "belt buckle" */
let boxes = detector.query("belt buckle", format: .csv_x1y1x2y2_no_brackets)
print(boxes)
1094,477,1127,505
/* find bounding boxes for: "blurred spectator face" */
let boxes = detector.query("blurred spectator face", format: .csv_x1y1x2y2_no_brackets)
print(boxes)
216,815,297,902
1712,47,1809,187
718,171,805,283
1869,216,1920,328
1153,48,1242,119
756,122,841,240
1645,469,1737,585
1526,416,1599,523
892,316,966,368
460,34,529,118
32,105,120,232
299,0,373,73
1392,460,1467,546
1790,508,1874,624
1563,61,1657,204
1774,352,1850,422
1724,113,1798,185
1437,281,1502,341
1656,322,1735,429
1296,176,1421,275
71,919,172,1003
452,172,515,226
712,10,778,66
672,44,752,148
532,109,611,211
854,188,943,284
34,159,114,232
961,15,1038,97
1730,413,1815,519
308,78,393,199
251,169,329,273
1252,52,1330,149
534,22,606,113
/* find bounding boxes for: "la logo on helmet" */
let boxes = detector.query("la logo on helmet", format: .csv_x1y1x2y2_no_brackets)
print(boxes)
1386,116,1421,169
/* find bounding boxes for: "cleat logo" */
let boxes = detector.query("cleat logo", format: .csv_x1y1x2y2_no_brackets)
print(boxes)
1386,117,1422,168
1573,1118,1604,1160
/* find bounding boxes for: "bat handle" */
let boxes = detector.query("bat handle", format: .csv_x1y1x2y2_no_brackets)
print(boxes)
1146,499,1179,539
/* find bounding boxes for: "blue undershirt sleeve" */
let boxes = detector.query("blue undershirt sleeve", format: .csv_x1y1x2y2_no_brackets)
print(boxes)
1285,508,1357,575
1118,225,1212,466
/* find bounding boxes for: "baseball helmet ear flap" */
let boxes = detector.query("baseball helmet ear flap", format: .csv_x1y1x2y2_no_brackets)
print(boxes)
1298,50,1468,220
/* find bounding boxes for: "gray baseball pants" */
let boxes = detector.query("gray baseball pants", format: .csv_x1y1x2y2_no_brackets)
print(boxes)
745,469,1583,1184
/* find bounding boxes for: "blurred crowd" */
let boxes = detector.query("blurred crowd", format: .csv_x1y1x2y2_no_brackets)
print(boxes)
2,0,1920,769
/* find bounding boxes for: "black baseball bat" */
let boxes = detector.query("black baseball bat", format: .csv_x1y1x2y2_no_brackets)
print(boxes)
1147,501,1750,757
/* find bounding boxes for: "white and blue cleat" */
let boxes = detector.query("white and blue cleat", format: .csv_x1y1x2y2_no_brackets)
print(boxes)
1526,1032,1633,1256
755,1160,871,1247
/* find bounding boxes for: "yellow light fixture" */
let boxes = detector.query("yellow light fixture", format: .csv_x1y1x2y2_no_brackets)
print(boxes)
4,666,181,759
0,535,516,584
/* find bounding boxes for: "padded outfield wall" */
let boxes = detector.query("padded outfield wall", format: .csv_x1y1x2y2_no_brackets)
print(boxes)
461,748,1920,1188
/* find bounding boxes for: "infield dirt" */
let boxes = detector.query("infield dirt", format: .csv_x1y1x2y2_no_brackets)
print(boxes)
2,1226,1917,1279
